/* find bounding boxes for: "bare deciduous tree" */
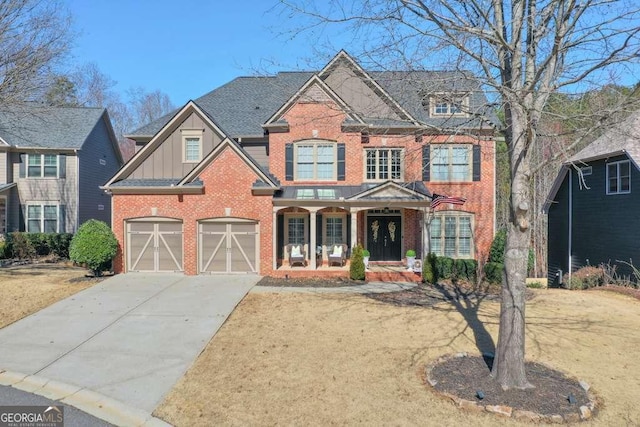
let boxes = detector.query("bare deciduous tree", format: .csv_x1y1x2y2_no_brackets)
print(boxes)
0,0,72,110
279,0,640,389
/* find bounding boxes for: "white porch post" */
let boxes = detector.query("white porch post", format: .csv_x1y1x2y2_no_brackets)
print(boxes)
272,208,278,271
423,208,431,257
309,209,317,269
350,208,358,249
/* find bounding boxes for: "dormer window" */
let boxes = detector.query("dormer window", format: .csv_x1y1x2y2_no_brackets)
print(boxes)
424,93,469,117
182,129,203,163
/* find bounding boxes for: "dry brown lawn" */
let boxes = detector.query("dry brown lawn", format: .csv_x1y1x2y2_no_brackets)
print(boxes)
0,263,99,329
156,288,640,426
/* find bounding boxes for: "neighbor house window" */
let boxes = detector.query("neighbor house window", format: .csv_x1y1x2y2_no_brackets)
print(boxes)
606,160,631,195
27,204,59,233
295,142,336,180
27,154,58,178
430,213,473,258
365,148,403,181
431,144,471,182
324,216,345,246
287,216,306,245
182,130,203,163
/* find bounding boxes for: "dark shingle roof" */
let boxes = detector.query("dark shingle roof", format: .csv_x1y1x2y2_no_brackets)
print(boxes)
110,178,203,188
128,69,495,139
0,105,106,149
274,181,430,200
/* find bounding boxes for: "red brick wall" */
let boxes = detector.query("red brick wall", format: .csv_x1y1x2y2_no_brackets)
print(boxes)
112,146,273,275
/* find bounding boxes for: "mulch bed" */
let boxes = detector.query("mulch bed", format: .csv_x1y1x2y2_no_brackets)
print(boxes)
365,282,503,307
429,355,593,419
256,276,365,288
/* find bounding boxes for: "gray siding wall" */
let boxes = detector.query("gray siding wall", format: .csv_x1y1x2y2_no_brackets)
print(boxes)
241,142,269,169
547,173,569,287
130,112,223,179
8,151,78,232
77,115,122,228
548,155,640,284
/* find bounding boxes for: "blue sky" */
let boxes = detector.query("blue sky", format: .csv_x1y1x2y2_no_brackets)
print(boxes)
65,0,346,106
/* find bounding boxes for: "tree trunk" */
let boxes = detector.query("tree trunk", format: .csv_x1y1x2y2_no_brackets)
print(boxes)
491,106,534,390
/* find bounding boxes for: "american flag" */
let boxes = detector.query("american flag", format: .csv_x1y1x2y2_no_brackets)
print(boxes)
430,193,467,209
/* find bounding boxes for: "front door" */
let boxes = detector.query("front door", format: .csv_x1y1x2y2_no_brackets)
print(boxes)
366,215,402,261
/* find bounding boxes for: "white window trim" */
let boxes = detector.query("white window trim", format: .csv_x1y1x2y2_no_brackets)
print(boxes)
429,211,475,259
429,93,470,117
606,160,631,195
322,213,347,247
363,148,404,182
182,129,203,163
430,144,472,182
26,153,59,178
26,202,60,233
294,140,337,181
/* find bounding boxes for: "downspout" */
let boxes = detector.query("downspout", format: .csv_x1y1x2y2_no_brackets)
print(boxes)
568,169,573,281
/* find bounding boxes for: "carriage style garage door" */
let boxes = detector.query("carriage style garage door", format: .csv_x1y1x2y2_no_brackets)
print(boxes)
199,219,258,273
126,219,183,272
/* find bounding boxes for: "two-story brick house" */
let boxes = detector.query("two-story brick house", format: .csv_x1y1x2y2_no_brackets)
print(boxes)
103,51,496,275
0,105,122,234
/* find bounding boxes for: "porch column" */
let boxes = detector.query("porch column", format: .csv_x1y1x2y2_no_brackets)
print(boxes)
309,208,317,269
272,208,278,271
423,208,430,257
350,208,358,249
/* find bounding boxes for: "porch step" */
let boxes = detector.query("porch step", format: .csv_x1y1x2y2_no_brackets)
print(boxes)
366,269,422,283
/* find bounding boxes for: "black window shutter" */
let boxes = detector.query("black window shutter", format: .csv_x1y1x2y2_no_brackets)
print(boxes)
472,145,481,181
58,154,66,179
346,214,351,248
277,214,284,260
316,213,323,247
422,145,430,181
58,205,66,233
18,204,25,231
19,153,26,178
337,143,345,181
285,144,293,181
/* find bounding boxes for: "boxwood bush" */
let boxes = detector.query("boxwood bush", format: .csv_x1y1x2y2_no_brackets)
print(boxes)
349,244,366,280
1,232,74,260
69,220,118,276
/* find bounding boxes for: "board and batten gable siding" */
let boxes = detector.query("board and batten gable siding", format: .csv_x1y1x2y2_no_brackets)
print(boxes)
548,155,640,285
77,115,121,227
323,62,402,121
240,141,269,169
547,172,570,287
129,112,223,180
8,151,78,232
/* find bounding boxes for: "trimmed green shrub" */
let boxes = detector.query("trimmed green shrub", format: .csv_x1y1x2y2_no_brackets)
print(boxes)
9,232,36,259
562,266,604,290
26,233,49,256
422,253,437,284
48,233,73,258
0,239,7,259
69,220,118,276
453,258,477,282
488,229,506,264
349,244,366,280
362,249,370,257
434,256,453,279
527,281,545,289
484,262,504,284
406,249,416,257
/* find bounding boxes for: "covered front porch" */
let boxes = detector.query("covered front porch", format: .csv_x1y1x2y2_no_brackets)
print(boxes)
270,181,431,275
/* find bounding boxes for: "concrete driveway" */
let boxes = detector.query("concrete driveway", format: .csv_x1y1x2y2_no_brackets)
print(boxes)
0,273,258,412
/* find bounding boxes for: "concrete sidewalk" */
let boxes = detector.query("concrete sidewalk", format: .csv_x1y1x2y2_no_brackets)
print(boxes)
0,273,258,413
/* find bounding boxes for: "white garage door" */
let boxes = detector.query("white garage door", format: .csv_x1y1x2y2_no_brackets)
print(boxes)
127,219,183,272
199,219,258,274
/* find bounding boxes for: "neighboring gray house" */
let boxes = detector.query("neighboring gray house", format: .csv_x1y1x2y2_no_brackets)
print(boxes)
0,105,123,234
545,110,640,286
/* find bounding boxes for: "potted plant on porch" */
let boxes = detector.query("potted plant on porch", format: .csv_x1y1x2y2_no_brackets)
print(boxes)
362,249,370,269
406,249,416,271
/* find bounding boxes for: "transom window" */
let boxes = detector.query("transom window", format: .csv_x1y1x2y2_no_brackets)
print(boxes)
430,213,473,258
182,130,203,163
296,142,336,180
27,154,58,178
365,148,403,181
607,160,631,195
325,216,344,246
431,145,471,182
27,204,59,233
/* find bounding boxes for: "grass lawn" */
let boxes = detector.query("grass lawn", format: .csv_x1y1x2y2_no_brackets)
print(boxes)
0,263,100,329
156,287,640,426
